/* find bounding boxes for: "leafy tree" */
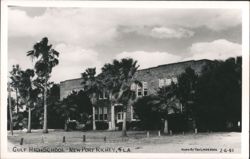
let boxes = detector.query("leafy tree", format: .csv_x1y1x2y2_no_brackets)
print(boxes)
9,64,22,113
196,57,242,131
74,90,92,123
133,95,163,130
27,37,59,133
134,83,180,132
176,67,199,128
52,91,80,131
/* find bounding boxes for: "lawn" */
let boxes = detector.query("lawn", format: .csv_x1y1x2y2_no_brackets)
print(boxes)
8,130,241,153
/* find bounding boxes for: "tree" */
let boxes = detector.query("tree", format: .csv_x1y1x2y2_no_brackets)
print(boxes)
157,83,180,133
101,58,139,136
176,67,199,129
133,95,163,130
53,91,85,131
196,57,242,131
18,69,38,133
81,68,103,130
133,82,181,132
27,37,59,133
7,83,14,135
9,64,22,113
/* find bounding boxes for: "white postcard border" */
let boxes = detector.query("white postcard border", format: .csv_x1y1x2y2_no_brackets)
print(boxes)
1,1,249,159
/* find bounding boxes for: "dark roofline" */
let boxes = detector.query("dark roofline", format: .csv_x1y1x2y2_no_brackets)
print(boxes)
60,59,212,83
60,77,83,84
137,59,212,72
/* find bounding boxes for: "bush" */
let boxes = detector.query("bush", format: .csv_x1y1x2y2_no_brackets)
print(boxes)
67,121,77,130
96,121,109,130
133,95,163,130
128,121,143,130
168,113,188,132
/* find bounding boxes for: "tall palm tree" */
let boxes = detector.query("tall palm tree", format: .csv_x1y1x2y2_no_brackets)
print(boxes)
157,83,180,133
101,58,139,136
27,37,59,133
10,64,22,113
19,69,35,133
81,68,103,130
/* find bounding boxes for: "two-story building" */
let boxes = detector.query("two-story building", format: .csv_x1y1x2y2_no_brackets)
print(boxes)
60,59,211,130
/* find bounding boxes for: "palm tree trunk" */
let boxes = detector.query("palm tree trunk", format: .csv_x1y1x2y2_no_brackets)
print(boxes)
16,88,19,113
164,119,169,134
43,81,48,133
8,84,13,136
111,104,115,130
27,107,31,133
64,118,68,131
122,110,127,137
92,106,96,130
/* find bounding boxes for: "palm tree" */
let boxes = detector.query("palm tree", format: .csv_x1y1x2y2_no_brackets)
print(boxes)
19,69,36,133
27,37,59,133
7,83,14,135
157,83,180,134
81,68,103,130
9,64,22,113
101,58,139,136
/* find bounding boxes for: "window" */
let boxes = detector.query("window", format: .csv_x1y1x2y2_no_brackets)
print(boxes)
159,79,165,88
99,107,103,120
165,78,172,86
103,107,108,120
137,85,143,97
131,105,138,120
130,83,137,91
143,82,148,96
137,81,148,96
99,90,108,99
104,92,108,99
95,107,99,120
117,112,123,120
172,77,178,84
159,78,173,87
95,107,108,121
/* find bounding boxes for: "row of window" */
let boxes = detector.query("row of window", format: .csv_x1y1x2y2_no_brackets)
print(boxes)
99,91,108,99
97,77,178,99
137,82,148,97
159,77,178,88
95,107,108,121
136,77,178,97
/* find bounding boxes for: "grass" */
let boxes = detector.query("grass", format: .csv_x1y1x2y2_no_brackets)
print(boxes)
8,129,241,153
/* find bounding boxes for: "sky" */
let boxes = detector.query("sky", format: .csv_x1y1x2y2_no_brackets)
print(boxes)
8,7,242,83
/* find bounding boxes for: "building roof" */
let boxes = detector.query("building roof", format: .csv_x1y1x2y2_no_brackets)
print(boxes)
60,59,211,83
137,59,211,72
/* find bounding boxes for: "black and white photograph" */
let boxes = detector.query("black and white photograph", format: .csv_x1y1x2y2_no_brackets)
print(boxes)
1,1,249,159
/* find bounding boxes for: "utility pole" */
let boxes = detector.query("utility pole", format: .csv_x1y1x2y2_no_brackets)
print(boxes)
8,82,14,136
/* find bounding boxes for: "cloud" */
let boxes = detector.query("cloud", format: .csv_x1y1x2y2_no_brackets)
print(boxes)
8,8,118,48
116,39,242,71
8,8,242,82
120,26,194,39
51,44,102,82
186,39,242,60
9,8,241,47
150,27,194,39
115,51,181,69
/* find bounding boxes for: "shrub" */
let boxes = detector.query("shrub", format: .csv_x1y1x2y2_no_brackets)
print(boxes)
96,121,109,130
